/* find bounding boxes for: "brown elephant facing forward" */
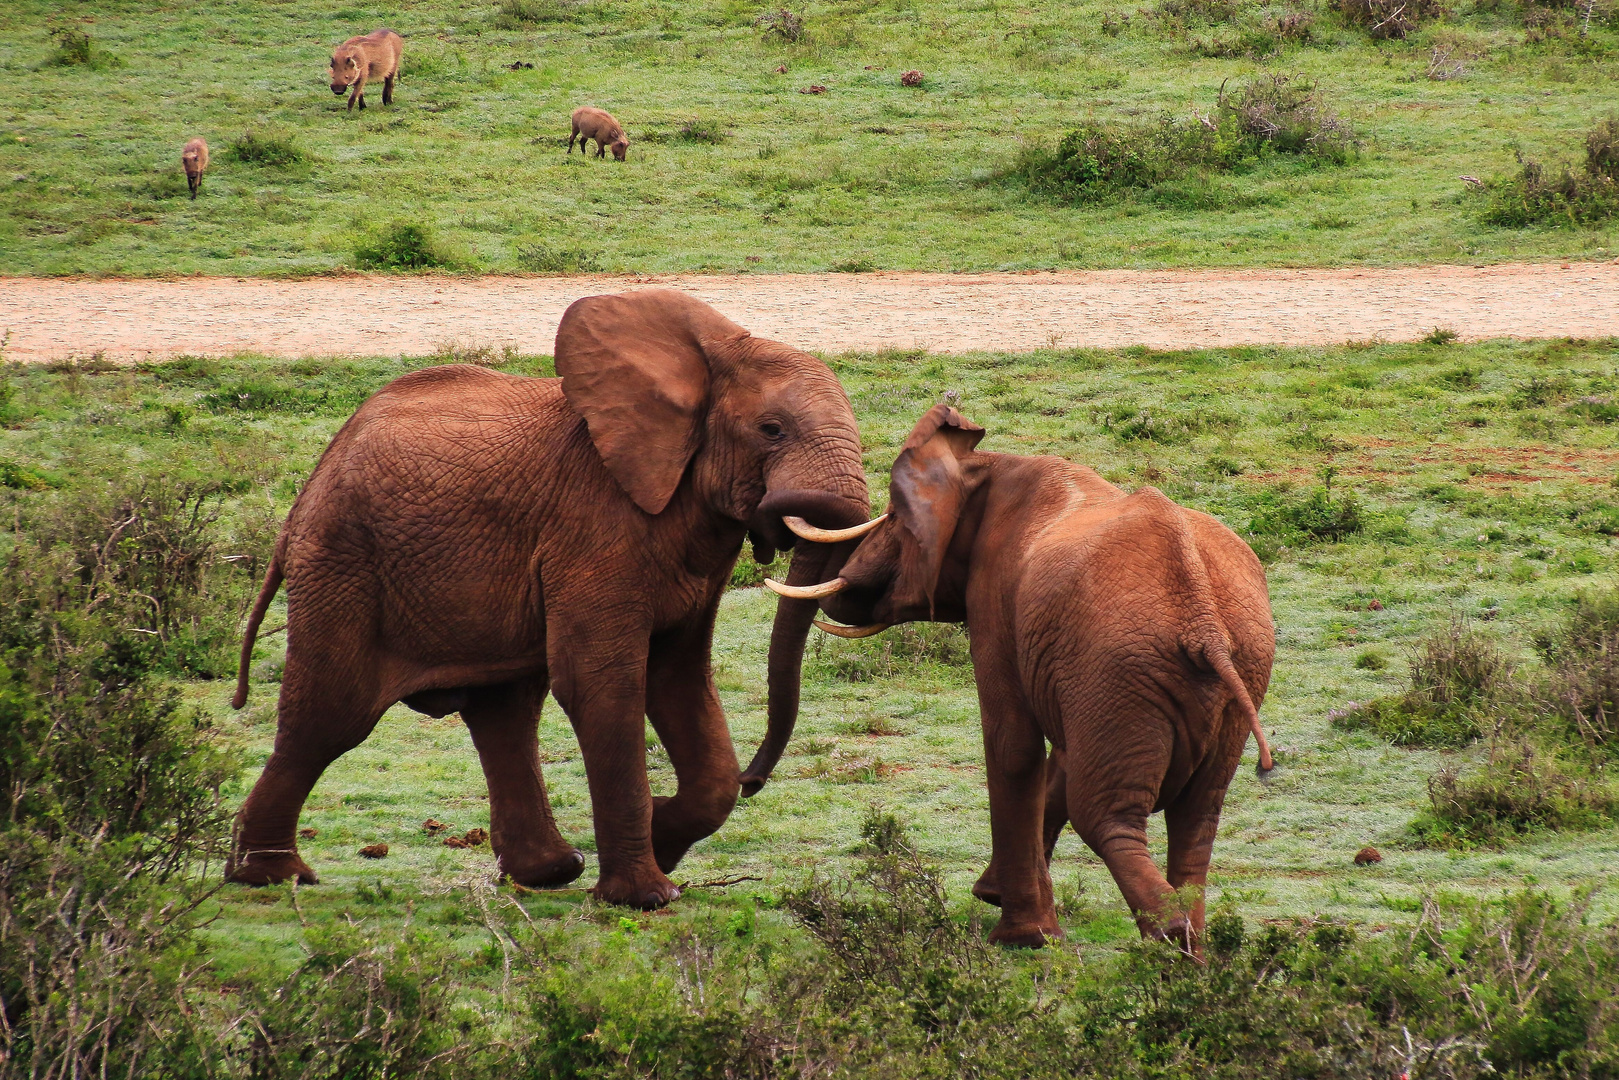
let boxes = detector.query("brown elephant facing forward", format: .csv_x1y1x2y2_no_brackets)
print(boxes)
778,405,1275,948
228,290,877,908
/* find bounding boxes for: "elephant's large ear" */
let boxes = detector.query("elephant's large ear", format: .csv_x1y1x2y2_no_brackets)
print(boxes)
889,404,985,614
555,289,749,515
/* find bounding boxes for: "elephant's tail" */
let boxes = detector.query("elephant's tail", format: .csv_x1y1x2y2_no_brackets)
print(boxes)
232,557,284,709
1201,633,1274,777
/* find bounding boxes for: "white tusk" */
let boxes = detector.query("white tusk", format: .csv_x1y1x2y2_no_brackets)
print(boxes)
764,577,849,600
814,619,890,639
783,514,888,543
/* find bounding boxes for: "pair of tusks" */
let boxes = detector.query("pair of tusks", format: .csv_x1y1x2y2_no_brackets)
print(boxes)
766,512,893,637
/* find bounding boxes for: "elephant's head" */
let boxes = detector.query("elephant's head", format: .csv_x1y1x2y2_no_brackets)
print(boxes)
768,403,989,634
554,289,879,794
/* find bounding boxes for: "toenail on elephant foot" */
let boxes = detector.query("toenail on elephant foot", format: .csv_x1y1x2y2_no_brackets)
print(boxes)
226,851,318,886
502,849,585,889
988,919,1055,949
971,868,1003,908
592,874,681,910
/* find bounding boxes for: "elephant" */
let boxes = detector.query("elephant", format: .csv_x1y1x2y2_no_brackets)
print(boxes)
226,289,883,908
771,404,1275,949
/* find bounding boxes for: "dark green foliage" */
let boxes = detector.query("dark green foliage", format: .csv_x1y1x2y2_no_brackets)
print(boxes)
813,622,973,681
1412,741,1616,845
1482,122,1619,227
677,117,729,144
1337,617,1510,747
354,222,453,271
1013,75,1354,204
728,545,792,588
1249,485,1366,543
228,129,307,167
1337,0,1446,37
1424,326,1460,345
45,25,119,68
514,241,602,272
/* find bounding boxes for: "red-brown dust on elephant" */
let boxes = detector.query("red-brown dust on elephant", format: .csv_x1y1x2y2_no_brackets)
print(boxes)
228,289,875,908
776,404,1276,951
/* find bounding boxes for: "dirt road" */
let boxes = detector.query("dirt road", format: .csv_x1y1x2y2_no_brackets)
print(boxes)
1,262,1611,362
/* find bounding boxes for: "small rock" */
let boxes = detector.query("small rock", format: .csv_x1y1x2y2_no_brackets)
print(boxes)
463,828,489,846
900,69,924,87
1367,599,1383,611
1353,846,1382,866
298,827,318,840
443,835,470,849
800,84,828,94
422,818,448,834
359,843,390,859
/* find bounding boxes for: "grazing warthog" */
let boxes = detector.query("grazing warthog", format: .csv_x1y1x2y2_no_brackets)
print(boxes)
181,137,209,199
569,106,629,161
329,28,402,111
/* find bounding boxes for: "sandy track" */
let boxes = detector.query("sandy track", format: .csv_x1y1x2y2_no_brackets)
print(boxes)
1,263,1612,362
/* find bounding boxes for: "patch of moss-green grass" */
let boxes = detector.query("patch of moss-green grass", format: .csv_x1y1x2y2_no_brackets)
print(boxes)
2,0,1619,274
3,337,1619,993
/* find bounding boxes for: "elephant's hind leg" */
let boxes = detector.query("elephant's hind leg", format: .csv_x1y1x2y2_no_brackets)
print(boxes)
645,624,740,874
227,657,388,886
462,678,584,888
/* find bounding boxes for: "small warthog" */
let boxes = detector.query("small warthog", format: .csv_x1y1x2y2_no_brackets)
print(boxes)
329,28,402,111
181,137,209,199
569,106,628,161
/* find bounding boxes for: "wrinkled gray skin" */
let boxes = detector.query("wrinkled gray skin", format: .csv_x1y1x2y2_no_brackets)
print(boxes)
227,289,868,909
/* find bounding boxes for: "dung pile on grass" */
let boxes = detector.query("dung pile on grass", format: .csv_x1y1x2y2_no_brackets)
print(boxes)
1012,74,1355,205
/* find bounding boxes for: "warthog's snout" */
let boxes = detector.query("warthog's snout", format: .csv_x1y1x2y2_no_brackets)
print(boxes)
331,84,347,95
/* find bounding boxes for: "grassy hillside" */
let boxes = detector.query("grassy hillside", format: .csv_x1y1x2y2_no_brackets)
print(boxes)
1,0,1617,275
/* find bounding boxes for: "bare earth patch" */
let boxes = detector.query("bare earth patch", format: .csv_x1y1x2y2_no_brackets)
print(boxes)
1,262,1616,363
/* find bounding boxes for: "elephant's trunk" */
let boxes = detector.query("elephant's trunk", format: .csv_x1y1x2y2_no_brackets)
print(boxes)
740,541,831,797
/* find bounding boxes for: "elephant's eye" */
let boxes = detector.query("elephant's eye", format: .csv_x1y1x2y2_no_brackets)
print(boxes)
758,420,785,440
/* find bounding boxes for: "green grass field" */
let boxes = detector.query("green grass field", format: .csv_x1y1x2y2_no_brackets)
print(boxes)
2,0,1617,276
5,334,1618,995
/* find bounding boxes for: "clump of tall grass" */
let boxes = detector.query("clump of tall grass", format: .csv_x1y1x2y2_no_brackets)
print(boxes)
354,221,456,271
1012,75,1355,204
1335,616,1512,747
1481,119,1619,227
228,129,308,167
1337,0,1447,38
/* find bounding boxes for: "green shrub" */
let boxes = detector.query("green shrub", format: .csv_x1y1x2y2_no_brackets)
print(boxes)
677,117,729,144
1013,75,1354,204
1250,485,1366,543
1482,122,1619,227
1337,0,1446,37
813,622,972,681
1412,741,1616,846
1535,587,1619,753
755,7,805,41
515,241,602,273
1335,617,1511,747
354,222,453,270
45,25,120,69
228,129,308,167
728,545,792,588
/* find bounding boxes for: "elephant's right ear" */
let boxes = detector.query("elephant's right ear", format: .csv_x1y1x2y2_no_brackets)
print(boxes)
555,289,749,515
889,405,985,615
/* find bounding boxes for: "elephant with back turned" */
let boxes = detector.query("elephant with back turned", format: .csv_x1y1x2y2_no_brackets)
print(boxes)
227,289,878,908
774,404,1275,949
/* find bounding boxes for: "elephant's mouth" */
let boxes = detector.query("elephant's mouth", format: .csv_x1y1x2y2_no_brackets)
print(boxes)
746,488,872,560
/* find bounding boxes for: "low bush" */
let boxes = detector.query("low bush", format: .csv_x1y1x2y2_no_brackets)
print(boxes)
1535,587,1619,754
1338,0,1447,38
1481,120,1619,227
228,129,307,167
677,117,729,144
1412,740,1616,846
1249,484,1366,543
1335,617,1510,747
45,25,120,69
1013,75,1354,204
813,622,972,681
514,241,602,273
755,7,805,41
354,222,454,271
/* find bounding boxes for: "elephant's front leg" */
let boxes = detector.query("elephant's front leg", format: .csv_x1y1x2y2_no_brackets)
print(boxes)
462,678,584,888
973,746,1069,907
645,623,740,873
549,620,677,909
979,689,1061,947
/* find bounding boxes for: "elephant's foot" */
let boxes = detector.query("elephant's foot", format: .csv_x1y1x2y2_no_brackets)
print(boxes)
500,847,585,889
226,848,318,886
591,869,681,910
988,916,1062,949
649,791,736,874
971,864,1003,908
1143,915,1201,958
